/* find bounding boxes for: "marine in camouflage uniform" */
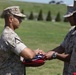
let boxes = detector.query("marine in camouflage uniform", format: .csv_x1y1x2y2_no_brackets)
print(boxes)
0,6,45,75
0,26,26,75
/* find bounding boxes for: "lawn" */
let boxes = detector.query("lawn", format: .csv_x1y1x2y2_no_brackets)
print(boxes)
0,19,71,75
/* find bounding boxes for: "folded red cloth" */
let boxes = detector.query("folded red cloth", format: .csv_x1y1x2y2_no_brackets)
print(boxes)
73,72,76,75
22,54,45,67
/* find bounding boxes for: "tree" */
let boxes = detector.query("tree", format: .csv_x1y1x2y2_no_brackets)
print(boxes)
28,11,34,20
55,12,61,22
46,11,52,21
63,17,68,22
21,9,24,14
49,0,56,4
37,9,43,21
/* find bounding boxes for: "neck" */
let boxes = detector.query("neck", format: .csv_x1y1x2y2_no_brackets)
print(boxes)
5,19,15,30
5,24,15,30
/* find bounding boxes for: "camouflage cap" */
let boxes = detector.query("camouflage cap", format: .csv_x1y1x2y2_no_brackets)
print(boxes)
2,6,26,18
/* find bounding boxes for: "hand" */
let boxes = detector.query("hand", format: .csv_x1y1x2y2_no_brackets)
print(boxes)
45,51,55,60
34,48,46,55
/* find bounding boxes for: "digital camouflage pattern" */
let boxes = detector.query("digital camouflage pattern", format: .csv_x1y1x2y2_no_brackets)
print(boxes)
0,26,27,75
61,26,76,75
2,6,26,18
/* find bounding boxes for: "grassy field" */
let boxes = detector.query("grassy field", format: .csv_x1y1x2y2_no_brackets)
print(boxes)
0,19,71,75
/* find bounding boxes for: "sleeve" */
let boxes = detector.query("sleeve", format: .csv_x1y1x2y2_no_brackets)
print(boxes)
5,34,27,55
14,38,27,55
60,27,74,48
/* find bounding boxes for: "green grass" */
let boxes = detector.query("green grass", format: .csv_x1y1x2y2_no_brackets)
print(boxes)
16,20,70,50
17,20,70,75
0,19,71,75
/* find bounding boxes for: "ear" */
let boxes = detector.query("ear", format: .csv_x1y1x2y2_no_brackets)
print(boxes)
9,16,13,22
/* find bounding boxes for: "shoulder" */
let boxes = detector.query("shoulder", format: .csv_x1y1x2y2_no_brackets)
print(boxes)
3,26,16,35
69,26,75,31
2,26,20,40
0,27,21,46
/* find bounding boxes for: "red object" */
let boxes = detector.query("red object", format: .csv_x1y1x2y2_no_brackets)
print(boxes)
73,72,76,75
23,59,45,67
22,54,46,67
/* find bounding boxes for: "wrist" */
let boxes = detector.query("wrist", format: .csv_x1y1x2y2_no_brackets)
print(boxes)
52,52,57,59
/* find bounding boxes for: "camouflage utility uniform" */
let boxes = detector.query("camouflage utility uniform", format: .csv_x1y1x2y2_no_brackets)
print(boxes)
0,26,27,75
61,26,76,75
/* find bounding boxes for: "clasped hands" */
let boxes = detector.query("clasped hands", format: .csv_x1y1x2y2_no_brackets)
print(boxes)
35,49,57,60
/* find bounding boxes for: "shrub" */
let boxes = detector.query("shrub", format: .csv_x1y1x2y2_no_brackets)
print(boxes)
55,12,61,22
21,9,24,14
63,17,68,22
37,9,43,21
46,11,52,21
28,11,34,20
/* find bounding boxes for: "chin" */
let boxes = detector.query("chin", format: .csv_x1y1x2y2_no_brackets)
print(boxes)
15,26,19,30
17,26,19,29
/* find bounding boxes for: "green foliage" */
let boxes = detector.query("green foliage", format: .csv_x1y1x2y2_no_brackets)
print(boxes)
63,17,68,22
28,11,34,20
37,9,43,21
21,9,25,14
55,12,61,22
0,13,3,18
46,10,52,21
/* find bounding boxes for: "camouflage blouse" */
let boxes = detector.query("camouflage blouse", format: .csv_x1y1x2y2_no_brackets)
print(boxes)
0,26,27,75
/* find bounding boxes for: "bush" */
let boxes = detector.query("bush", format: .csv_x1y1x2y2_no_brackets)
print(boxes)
21,9,24,14
28,11,34,20
46,11,52,21
37,9,43,21
63,17,68,22
55,12,61,22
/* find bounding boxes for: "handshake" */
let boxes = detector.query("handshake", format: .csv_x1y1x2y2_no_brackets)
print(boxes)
22,50,57,67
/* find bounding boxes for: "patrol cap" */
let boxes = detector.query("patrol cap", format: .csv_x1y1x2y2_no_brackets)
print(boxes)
63,6,74,18
2,6,26,18
64,1,76,18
